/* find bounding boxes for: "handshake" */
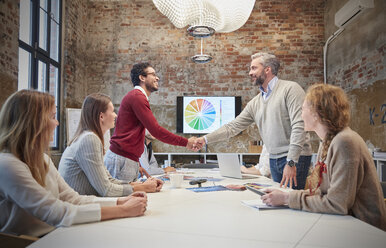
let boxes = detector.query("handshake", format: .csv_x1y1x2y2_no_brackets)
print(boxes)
186,137,206,151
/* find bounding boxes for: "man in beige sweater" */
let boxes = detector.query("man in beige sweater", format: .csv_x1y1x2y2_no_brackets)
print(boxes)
195,52,312,189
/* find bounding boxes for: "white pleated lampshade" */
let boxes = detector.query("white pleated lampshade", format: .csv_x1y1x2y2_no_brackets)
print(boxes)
153,0,256,33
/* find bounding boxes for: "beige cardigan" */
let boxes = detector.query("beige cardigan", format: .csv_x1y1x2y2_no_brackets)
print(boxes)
289,128,386,231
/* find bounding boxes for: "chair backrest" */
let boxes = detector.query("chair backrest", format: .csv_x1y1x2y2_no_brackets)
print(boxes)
380,182,386,196
66,108,111,151
380,182,386,203
0,232,38,248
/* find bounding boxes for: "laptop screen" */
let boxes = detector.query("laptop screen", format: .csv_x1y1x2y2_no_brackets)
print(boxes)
217,154,243,179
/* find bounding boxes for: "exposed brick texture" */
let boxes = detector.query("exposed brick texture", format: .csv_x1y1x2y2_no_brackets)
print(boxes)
81,0,325,107
0,0,18,106
63,0,325,152
1,0,383,152
63,0,89,108
324,0,385,150
328,44,385,90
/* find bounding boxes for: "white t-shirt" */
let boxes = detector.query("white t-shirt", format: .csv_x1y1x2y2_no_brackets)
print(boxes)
255,145,270,177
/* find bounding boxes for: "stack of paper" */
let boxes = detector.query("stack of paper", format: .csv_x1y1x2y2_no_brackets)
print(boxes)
241,199,289,210
373,151,386,159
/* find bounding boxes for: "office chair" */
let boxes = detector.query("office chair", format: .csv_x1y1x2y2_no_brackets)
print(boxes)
0,232,38,248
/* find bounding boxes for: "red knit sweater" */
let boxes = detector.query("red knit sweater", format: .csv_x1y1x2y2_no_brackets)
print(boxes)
109,89,188,162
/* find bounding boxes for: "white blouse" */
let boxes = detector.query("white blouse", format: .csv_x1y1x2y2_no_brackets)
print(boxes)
0,152,117,237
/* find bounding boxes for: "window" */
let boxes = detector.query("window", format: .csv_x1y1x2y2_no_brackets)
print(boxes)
18,0,62,149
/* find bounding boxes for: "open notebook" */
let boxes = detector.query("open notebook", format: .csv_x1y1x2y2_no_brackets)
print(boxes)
241,199,289,210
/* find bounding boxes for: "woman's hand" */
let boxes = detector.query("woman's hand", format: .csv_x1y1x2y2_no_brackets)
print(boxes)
120,195,147,217
139,167,151,178
146,177,163,192
261,189,289,206
117,191,147,205
101,192,148,220
132,179,157,192
131,178,163,193
163,166,176,173
240,165,261,175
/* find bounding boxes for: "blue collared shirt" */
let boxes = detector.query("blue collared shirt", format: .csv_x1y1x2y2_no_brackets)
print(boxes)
260,76,278,100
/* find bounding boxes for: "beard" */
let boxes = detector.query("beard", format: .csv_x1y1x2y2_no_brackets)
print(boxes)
254,71,266,86
146,83,159,92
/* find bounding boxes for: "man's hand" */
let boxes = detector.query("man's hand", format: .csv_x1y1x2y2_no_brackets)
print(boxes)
187,137,202,151
194,137,206,149
280,164,297,188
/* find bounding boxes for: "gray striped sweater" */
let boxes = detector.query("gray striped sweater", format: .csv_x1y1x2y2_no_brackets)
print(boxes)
59,131,133,196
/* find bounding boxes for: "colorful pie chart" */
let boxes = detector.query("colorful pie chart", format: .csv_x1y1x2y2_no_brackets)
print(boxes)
185,99,216,130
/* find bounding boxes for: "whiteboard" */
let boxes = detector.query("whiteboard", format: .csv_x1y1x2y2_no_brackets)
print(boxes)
66,108,111,151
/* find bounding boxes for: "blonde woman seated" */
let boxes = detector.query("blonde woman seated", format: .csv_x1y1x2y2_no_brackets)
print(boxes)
59,93,163,196
0,90,147,237
261,84,386,231
240,145,270,177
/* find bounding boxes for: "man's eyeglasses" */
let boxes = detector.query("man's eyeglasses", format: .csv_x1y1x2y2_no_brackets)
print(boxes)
145,72,158,78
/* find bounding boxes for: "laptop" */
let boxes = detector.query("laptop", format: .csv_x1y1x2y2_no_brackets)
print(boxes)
217,154,259,179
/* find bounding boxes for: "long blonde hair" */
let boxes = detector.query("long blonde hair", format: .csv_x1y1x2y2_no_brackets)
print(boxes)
0,90,55,186
69,93,111,153
305,84,350,161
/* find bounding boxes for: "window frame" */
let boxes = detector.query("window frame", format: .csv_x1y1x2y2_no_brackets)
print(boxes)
18,0,62,150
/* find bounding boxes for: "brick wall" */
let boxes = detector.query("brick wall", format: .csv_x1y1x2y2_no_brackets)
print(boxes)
325,0,385,89
0,0,18,106
64,0,325,152
327,44,385,89
82,0,324,105
325,0,386,149
63,0,89,108
0,0,381,153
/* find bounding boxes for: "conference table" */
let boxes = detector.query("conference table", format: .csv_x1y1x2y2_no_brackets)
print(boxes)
30,169,386,248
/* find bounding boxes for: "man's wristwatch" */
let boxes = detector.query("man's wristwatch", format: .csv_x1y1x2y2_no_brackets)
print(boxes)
287,160,296,167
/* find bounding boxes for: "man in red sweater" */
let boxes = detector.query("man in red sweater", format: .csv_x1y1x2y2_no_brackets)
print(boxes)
105,62,199,183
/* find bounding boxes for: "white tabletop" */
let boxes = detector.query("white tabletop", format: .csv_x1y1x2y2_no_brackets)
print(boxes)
29,169,386,248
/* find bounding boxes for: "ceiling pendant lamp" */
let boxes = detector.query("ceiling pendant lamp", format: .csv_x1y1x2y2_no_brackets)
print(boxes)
191,38,212,63
187,25,215,38
152,0,256,33
152,0,256,63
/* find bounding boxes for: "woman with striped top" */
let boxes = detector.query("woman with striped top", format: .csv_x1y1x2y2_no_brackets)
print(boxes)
59,93,163,197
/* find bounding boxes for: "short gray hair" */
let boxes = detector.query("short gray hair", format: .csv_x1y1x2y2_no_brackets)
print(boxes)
251,52,280,76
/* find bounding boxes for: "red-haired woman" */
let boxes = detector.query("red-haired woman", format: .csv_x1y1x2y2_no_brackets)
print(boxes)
261,84,386,231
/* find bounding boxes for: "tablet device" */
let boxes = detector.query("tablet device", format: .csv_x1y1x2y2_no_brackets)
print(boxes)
246,185,266,196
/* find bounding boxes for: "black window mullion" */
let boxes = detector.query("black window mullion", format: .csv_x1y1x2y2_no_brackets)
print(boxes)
47,0,51,57
31,0,38,53
30,0,39,89
45,60,49,92
32,56,38,89
18,0,61,149
19,40,34,54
